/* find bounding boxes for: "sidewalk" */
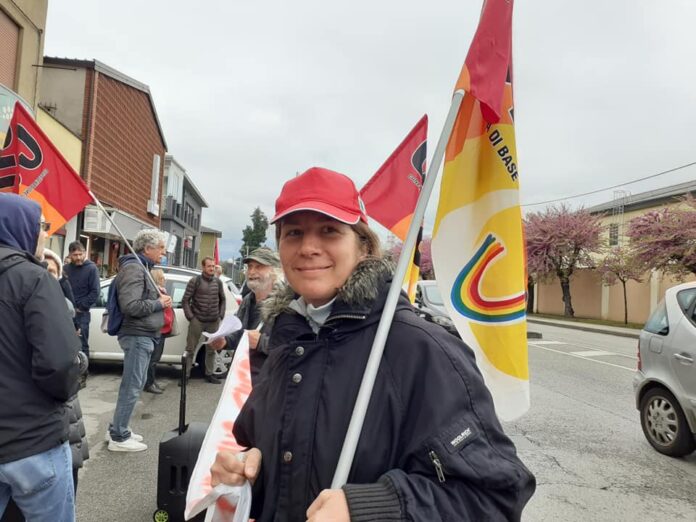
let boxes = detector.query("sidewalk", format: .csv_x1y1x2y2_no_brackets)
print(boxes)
527,316,641,339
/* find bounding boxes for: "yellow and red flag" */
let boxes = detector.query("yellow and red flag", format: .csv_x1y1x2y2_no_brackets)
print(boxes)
360,116,427,301
0,102,92,235
431,0,529,420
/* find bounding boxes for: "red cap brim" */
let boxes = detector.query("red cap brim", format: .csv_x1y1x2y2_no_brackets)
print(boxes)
270,201,363,225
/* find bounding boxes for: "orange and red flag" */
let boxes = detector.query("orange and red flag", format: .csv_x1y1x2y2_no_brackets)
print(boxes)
0,102,92,234
360,115,427,241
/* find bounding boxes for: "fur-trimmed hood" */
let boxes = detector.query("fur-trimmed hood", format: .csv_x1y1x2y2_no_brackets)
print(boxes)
261,257,394,323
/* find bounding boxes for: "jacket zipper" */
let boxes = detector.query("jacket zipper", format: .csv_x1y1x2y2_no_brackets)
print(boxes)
325,313,368,323
429,450,446,483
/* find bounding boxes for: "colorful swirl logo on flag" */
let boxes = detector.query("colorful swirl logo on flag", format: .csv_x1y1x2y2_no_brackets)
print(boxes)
451,233,526,323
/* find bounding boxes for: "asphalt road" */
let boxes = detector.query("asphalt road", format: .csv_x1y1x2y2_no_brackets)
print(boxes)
73,325,696,521
509,323,696,521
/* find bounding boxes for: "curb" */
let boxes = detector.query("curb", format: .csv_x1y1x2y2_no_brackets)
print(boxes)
527,318,640,339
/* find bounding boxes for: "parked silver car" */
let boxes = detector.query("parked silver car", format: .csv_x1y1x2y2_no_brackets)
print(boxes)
88,270,239,376
634,281,696,457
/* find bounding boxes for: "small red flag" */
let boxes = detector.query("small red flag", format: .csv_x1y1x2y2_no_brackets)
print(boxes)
214,238,220,265
0,102,93,235
360,115,427,240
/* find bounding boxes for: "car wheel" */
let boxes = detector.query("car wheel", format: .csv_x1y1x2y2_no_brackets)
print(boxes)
640,387,696,457
193,347,230,379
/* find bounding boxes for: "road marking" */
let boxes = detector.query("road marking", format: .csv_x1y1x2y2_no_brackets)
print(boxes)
530,344,635,372
528,340,566,345
570,350,614,357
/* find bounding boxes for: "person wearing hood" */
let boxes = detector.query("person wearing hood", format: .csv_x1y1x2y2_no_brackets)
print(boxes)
63,241,100,364
106,229,172,453
209,168,535,522
0,193,81,521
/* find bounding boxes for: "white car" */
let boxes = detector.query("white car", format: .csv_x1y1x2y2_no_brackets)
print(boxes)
88,271,239,376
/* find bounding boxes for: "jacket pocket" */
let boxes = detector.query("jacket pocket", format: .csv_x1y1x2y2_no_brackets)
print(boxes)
426,416,523,490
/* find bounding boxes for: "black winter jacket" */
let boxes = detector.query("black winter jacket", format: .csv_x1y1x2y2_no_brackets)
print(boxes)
0,247,81,464
234,259,535,521
182,274,226,323
63,259,100,312
225,289,277,384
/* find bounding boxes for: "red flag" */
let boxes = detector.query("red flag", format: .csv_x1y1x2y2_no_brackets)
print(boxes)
214,238,220,265
0,102,93,235
360,115,427,240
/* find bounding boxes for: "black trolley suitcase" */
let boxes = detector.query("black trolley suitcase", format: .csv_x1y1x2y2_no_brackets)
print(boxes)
154,354,209,522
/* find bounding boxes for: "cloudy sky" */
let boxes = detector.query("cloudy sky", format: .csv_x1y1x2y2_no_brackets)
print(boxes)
44,0,696,260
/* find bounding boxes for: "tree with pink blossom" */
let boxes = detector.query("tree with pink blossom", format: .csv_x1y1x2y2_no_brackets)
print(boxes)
625,195,696,277
525,204,604,317
597,246,646,324
388,236,434,279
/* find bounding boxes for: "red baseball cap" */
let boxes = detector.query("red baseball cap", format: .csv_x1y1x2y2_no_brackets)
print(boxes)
271,167,368,225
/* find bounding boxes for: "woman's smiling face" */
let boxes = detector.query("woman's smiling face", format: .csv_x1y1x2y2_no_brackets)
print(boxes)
279,211,366,307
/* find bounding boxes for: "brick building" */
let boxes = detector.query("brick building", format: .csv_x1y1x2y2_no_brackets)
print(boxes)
39,58,167,275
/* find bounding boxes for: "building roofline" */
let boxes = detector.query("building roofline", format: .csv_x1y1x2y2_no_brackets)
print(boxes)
43,56,168,151
183,173,208,208
200,225,222,237
588,179,696,215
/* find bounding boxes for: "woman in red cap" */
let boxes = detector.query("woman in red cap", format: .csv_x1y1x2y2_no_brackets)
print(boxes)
211,167,535,521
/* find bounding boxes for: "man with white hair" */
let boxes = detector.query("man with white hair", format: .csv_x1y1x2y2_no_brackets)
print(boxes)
107,229,172,453
211,247,282,383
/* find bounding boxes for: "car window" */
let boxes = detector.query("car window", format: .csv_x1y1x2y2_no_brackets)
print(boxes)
424,284,444,306
166,280,189,308
96,283,109,307
676,288,696,325
644,300,669,335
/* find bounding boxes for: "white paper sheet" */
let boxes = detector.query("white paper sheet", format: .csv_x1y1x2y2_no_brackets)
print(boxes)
201,315,243,343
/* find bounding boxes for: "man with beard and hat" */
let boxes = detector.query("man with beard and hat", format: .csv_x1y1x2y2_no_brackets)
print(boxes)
210,247,282,384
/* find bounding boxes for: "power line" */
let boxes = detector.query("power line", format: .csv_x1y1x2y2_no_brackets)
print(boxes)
522,160,696,207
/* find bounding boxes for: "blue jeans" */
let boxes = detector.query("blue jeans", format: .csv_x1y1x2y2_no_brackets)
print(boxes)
74,311,91,358
0,442,75,522
109,335,154,442
145,337,165,389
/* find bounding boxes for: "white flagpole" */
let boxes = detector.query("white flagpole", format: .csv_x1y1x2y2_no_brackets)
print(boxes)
88,191,162,295
331,90,465,487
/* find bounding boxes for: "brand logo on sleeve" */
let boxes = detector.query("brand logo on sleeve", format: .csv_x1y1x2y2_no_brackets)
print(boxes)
450,427,473,448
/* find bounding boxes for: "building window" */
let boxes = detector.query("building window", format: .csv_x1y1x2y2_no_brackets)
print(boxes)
184,203,194,226
0,11,19,90
609,223,619,246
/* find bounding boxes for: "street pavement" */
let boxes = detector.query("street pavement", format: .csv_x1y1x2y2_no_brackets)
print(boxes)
75,363,219,522
508,323,696,521
74,323,696,521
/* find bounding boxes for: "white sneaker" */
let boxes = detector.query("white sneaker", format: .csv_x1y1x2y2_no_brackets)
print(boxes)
107,437,148,452
105,428,143,443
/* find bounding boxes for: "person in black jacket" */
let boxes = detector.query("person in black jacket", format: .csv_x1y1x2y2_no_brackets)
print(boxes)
210,168,535,521
182,256,226,383
210,247,282,384
0,193,81,522
63,241,100,364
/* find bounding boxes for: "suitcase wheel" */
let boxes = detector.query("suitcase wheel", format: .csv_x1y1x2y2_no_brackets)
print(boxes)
153,508,170,522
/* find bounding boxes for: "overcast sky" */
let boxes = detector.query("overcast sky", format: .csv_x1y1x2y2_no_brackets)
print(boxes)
44,0,696,260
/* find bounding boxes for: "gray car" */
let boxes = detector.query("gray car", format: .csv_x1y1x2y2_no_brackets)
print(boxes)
414,280,460,338
633,281,696,457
